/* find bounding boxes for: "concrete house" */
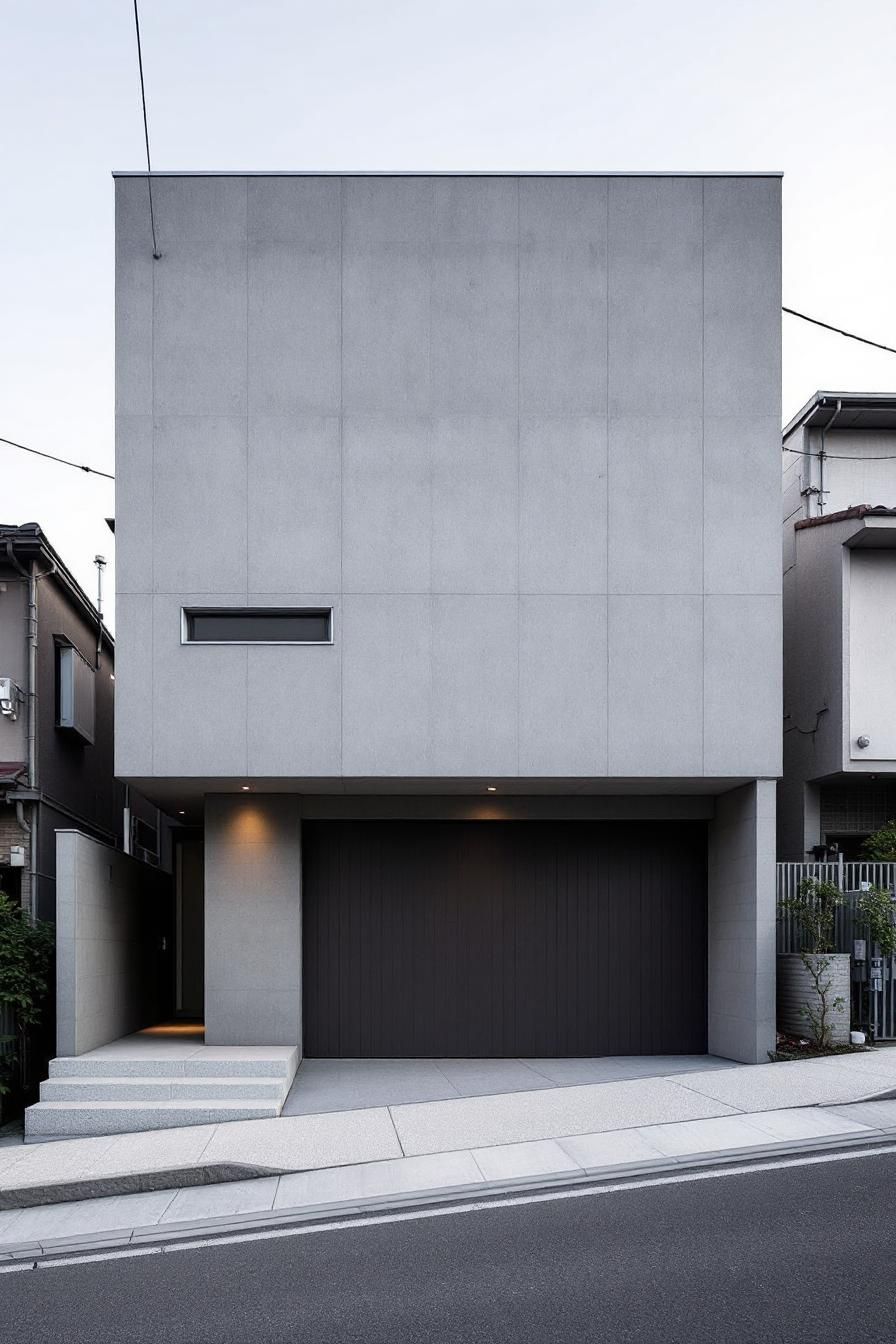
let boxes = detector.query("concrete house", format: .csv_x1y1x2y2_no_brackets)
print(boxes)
0,522,173,1094
780,392,896,859
0,522,118,923
110,172,781,1076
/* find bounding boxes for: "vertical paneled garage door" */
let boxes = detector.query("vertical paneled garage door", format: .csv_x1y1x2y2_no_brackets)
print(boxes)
302,820,707,1057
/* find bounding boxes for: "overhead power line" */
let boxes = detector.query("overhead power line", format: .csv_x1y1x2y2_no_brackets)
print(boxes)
133,0,161,259
783,306,896,357
785,446,896,461
0,435,114,481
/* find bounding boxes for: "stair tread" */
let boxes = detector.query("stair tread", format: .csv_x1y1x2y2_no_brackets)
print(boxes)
42,1074,284,1085
28,1099,279,1111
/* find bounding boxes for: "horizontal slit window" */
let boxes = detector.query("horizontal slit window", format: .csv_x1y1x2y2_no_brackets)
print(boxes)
183,608,332,644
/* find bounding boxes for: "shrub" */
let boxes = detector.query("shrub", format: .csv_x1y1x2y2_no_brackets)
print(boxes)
0,890,54,1098
857,884,896,958
860,821,896,862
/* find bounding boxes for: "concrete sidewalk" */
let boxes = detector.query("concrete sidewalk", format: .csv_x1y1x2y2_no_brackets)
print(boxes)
2,1050,896,1260
3,1094,896,1263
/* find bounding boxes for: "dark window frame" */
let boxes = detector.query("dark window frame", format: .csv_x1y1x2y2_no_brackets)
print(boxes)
181,607,334,646
55,638,96,743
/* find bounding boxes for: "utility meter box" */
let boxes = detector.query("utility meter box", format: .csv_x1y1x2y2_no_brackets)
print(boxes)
9,846,25,868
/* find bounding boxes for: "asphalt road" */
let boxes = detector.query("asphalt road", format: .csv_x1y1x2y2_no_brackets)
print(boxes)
5,1150,896,1343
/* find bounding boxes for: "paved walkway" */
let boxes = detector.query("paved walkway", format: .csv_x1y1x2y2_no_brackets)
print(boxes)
282,1054,732,1115
2,1050,896,1260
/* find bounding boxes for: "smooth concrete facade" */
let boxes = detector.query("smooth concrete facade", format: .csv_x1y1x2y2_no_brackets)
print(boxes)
115,173,782,788
115,174,782,1062
707,781,776,1062
204,795,302,1046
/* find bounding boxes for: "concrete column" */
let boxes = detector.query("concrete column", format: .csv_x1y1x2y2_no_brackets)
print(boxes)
204,794,302,1047
707,780,777,1063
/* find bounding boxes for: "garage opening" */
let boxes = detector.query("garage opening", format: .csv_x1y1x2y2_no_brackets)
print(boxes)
302,820,707,1058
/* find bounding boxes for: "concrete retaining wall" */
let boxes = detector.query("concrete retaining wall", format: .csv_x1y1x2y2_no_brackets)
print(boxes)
56,830,172,1056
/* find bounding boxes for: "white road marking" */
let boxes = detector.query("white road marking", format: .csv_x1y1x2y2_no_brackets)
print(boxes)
3,1139,896,1274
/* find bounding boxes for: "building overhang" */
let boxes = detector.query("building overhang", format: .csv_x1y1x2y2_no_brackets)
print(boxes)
122,774,775,826
784,391,896,442
843,516,896,548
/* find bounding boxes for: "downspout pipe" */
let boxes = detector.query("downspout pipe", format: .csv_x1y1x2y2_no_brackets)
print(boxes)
4,542,56,918
817,397,843,515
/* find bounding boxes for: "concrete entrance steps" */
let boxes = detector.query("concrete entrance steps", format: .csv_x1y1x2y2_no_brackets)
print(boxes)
24,1045,300,1141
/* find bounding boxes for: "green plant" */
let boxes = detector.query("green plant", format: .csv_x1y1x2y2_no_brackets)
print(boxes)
860,821,896,862
857,885,896,958
798,955,846,1049
778,877,843,954
0,890,54,1098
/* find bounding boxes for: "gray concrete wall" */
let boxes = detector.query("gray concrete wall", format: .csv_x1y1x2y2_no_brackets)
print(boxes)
204,794,302,1046
779,518,848,858
55,830,171,1056
708,780,777,1063
115,173,782,787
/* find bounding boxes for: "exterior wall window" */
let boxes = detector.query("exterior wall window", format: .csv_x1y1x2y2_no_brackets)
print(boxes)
56,641,96,743
182,608,333,644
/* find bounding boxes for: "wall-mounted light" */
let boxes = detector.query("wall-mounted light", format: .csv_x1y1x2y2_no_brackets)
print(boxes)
487,786,497,793
241,785,251,791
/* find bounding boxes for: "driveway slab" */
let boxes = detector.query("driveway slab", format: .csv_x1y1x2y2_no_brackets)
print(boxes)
200,1108,403,1171
390,1076,736,1156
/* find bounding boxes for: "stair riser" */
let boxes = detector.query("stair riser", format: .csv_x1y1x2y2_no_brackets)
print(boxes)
40,1080,286,1103
49,1055,298,1080
25,1104,280,1139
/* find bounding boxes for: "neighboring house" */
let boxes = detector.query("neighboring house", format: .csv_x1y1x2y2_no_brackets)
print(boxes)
110,171,781,1067
0,522,120,922
780,392,896,860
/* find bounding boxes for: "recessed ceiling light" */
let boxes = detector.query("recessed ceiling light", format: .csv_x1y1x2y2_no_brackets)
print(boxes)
178,810,185,815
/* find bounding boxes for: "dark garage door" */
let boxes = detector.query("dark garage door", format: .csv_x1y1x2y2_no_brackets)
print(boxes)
302,820,707,1058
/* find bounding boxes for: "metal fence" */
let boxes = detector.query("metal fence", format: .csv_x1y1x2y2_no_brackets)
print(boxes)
777,862,896,1040
0,1002,16,1110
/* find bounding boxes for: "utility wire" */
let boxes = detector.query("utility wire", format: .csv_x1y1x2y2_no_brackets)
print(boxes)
785,446,896,460
0,435,114,481
133,0,161,259
783,306,896,357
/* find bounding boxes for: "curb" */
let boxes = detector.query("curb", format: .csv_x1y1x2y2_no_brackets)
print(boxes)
3,1129,896,1267
0,1162,283,1212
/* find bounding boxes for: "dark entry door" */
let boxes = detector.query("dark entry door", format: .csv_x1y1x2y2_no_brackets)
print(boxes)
302,820,707,1058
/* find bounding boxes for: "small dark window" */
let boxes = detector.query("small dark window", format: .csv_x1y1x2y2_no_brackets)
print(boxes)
56,641,96,743
183,608,332,644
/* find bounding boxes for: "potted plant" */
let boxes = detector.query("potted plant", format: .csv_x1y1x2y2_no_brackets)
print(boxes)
777,877,851,1048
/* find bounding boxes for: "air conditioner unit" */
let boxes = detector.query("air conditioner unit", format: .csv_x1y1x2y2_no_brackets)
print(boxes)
0,678,19,720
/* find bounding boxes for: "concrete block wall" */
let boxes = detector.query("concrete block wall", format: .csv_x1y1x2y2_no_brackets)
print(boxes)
55,830,172,1056
115,173,782,787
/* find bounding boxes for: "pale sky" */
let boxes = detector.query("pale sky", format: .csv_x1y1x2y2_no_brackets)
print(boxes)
3,0,896,612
